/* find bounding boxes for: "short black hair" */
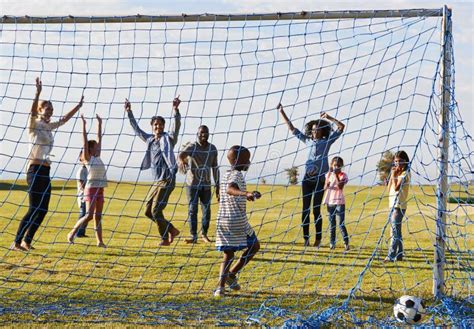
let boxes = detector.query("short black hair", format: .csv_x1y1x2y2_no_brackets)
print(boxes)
331,156,344,167
198,125,209,132
227,145,251,170
305,119,331,138
150,116,165,125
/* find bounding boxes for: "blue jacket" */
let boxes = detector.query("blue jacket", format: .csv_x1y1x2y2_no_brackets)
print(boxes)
127,110,181,181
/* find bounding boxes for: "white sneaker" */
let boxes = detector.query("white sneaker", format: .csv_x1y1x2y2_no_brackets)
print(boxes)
213,287,225,298
226,275,241,291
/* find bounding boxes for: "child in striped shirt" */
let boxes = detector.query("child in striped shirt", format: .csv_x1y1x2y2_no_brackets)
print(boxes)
214,145,261,297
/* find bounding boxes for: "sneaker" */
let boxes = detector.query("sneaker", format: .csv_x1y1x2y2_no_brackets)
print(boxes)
329,243,335,250
304,239,310,247
226,275,241,291
313,239,321,248
213,287,225,298
344,244,350,251
383,257,394,263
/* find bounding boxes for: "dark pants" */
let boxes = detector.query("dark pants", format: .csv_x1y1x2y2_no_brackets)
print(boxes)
301,175,325,242
76,201,88,237
15,165,51,244
186,185,212,238
145,179,176,240
327,204,349,245
388,208,405,260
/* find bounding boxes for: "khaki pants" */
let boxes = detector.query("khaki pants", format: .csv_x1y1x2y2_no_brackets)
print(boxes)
145,179,176,240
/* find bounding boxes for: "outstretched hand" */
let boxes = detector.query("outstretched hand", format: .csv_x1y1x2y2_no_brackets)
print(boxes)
277,103,283,112
246,191,261,201
96,114,102,124
80,114,86,124
124,98,132,112
172,95,181,110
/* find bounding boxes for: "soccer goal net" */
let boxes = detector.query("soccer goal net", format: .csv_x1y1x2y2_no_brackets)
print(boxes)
0,8,472,326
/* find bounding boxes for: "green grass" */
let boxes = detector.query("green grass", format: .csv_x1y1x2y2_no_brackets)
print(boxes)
0,180,472,326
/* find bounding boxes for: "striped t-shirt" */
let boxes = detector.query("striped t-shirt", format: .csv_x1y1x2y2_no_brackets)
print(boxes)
215,170,254,248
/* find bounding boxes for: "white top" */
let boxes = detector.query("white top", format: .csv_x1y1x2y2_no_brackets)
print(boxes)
215,170,254,248
389,171,411,209
85,156,108,188
76,165,88,206
28,115,64,164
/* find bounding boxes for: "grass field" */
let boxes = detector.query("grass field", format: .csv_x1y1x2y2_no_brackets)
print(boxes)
0,180,472,326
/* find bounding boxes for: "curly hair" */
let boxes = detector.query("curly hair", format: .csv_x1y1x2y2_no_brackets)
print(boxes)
304,119,331,138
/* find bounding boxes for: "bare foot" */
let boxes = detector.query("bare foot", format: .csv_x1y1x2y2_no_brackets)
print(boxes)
201,234,211,243
160,239,171,246
21,242,35,250
67,232,75,244
168,227,180,243
185,238,198,244
9,242,27,251
97,242,106,248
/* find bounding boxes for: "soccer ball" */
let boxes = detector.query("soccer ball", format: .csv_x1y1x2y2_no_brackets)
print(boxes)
393,295,426,325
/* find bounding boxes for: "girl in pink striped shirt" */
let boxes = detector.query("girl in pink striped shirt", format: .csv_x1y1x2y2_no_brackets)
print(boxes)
323,156,350,250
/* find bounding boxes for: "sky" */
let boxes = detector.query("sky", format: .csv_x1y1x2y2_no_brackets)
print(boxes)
0,0,472,185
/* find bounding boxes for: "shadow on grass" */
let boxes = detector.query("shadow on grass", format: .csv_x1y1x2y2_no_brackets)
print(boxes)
0,182,76,191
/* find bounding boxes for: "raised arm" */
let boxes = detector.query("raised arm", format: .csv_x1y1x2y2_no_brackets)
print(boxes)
124,99,150,142
80,114,90,161
321,112,345,132
28,78,42,133
62,96,84,124
31,77,42,117
96,114,102,156
169,96,181,146
277,103,295,133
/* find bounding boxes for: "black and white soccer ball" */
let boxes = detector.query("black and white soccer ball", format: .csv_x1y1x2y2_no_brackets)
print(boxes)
393,295,426,324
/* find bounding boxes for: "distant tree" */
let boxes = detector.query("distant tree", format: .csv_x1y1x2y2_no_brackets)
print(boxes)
260,177,267,185
285,166,299,185
376,150,395,185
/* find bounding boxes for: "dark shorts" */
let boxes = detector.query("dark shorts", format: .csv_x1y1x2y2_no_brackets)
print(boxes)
216,233,258,252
